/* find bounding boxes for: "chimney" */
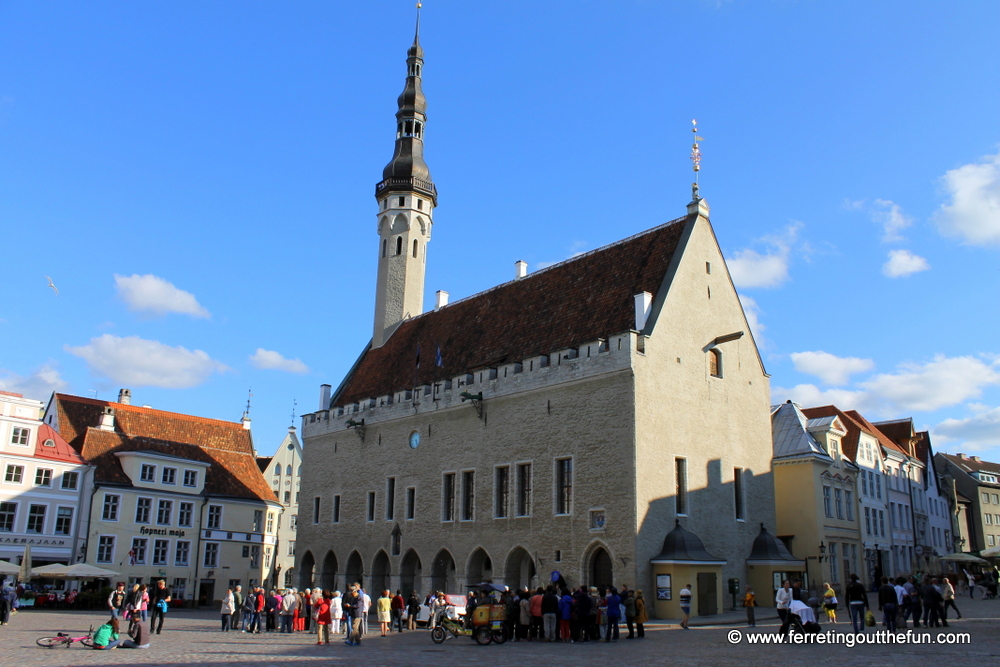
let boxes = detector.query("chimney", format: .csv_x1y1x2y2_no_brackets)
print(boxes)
634,292,653,331
971,456,981,462
241,414,252,430
319,384,332,411
957,453,966,459
435,290,449,311
99,406,115,431
515,260,528,279
117,388,132,405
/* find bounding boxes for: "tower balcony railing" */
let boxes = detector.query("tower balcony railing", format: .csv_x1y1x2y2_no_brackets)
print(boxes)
375,177,438,201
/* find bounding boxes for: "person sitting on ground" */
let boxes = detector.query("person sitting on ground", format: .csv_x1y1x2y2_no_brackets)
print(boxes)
121,610,151,648
92,616,121,650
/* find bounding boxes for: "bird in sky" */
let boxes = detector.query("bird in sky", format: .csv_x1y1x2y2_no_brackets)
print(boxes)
45,275,58,296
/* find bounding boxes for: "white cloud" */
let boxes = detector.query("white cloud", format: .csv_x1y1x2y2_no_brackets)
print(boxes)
790,351,874,386
114,274,210,318
66,334,227,388
727,223,800,289
774,354,1000,417
865,199,913,242
536,241,588,270
249,348,309,374
934,150,1000,246
0,363,69,401
933,406,1000,451
882,249,930,278
738,293,766,340
772,383,868,411
861,355,1000,413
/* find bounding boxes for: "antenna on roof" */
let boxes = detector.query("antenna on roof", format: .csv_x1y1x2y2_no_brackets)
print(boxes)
243,387,253,420
690,119,703,201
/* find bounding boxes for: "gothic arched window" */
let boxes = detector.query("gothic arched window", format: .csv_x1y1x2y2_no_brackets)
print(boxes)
396,236,403,255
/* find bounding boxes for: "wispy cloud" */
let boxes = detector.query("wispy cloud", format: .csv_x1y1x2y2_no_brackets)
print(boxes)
790,351,874,386
727,223,801,289
882,249,930,278
114,274,210,318
774,354,1000,417
934,149,1000,246
249,348,309,374
66,334,227,388
933,405,1000,452
850,199,913,242
0,362,69,401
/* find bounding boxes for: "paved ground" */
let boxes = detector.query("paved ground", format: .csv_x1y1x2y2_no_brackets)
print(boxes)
3,594,1000,666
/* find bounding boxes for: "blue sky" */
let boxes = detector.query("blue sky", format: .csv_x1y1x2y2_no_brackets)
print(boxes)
2,1,999,461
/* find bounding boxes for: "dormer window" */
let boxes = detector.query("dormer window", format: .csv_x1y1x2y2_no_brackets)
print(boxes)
140,464,156,483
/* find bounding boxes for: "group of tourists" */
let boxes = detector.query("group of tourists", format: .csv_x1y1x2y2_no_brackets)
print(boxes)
770,573,964,635
224,585,315,633
464,584,651,642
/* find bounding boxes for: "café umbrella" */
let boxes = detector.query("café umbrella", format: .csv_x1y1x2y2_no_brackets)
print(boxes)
31,563,121,578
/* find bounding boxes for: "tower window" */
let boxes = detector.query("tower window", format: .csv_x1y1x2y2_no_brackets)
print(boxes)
398,196,405,207
417,199,423,210
413,239,418,258
396,236,403,255
382,239,387,258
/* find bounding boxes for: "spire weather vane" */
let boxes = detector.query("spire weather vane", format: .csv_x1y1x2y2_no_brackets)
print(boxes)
243,388,253,420
291,399,297,426
690,119,704,199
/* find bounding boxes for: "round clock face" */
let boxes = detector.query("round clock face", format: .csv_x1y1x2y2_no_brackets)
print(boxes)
409,431,420,449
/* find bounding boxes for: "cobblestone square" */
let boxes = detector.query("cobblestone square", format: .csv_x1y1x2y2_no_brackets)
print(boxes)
4,595,1000,667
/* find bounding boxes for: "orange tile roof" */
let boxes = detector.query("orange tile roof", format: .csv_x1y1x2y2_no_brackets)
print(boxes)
801,405,872,463
52,393,277,503
333,216,689,407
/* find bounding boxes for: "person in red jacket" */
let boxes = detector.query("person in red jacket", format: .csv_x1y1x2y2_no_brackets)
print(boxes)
315,591,332,645
391,590,406,633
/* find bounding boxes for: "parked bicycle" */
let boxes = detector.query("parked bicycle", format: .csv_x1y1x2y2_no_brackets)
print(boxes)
36,626,94,648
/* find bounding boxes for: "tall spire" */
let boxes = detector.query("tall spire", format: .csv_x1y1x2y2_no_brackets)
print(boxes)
375,2,436,206
371,8,437,349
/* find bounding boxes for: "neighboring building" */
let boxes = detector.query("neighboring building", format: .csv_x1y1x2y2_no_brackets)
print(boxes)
936,452,1000,554
0,391,93,575
44,389,282,605
872,418,925,576
256,426,303,588
297,20,776,620
803,406,891,586
914,431,954,568
771,401,862,594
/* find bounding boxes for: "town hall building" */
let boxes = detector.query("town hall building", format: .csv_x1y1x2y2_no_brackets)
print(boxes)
296,17,779,619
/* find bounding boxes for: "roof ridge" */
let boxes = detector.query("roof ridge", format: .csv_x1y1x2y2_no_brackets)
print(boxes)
57,393,244,430
416,215,688,317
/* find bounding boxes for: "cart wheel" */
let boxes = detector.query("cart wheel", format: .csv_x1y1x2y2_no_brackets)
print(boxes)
492,627,508,644
431,627,447,644
474,625,493,645
36,637,68,648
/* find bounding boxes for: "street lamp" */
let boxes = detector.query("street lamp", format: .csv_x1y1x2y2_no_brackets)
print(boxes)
818,542,827,563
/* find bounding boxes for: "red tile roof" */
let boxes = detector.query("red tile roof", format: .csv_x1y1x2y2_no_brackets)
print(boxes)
843,410,910,458
51,394,277,503
333,216,689,407
939,452,1000,477
872,418,918,457
33,423,88,465
801,405,874,463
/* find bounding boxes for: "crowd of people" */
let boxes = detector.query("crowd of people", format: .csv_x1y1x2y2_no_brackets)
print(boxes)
769,573,965,635
209,581,651,645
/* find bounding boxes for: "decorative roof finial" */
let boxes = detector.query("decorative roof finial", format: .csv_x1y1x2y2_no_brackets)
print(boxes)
290,398,297,426
690,119,703,201
415,1,422,43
